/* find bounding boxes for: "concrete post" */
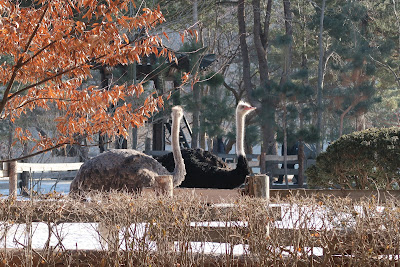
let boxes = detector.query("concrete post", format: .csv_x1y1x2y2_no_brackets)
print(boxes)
247,174,270,199
247,174,270,242
8,161,17,199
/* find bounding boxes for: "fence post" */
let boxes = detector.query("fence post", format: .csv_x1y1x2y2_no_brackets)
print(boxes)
154,175,173,197
153,175,174,253
247,174,270,249
145,137,151,154
20,171,30,196
247,174,269,199
260,152,266,173
98,222,120,251
8,161,17,199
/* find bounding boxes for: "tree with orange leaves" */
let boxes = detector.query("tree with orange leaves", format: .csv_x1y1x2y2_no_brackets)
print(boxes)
0,0,191,160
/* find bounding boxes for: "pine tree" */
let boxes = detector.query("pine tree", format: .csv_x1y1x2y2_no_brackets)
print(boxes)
321,0,381,136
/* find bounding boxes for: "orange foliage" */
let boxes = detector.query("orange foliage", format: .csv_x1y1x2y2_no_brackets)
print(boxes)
0,0,186,157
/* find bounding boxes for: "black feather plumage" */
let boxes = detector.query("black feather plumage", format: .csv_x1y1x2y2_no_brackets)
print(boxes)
155,148,250,189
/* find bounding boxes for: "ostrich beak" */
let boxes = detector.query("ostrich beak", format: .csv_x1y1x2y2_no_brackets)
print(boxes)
244,106,257,112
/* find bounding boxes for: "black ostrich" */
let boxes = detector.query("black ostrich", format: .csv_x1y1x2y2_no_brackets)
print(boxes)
155,101,256,189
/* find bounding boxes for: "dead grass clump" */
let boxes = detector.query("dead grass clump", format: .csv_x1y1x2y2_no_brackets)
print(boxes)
0,191,399,266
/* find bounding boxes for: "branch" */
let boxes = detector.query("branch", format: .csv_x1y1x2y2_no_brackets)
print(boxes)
217,1,238,5
8,35,173,102
8,97,75,113
21,38,61,66
223,81,240,102
0,57,24,114
369,55,400,87
263,0,272,49
7,65,82,101
307,0,321,10
5,5,168,103
23,4,49,53
1,142,68,163
0,4,49,115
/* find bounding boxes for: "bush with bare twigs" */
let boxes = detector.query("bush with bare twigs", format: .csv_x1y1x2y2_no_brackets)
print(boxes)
0,192,399,266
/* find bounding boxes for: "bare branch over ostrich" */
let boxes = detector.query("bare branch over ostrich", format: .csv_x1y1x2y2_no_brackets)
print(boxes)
69,106,186,194
156,101,256,189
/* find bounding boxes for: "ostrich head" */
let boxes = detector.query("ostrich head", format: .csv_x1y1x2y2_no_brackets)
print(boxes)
236,101,256,156
172,105,184,121
236,101,257,116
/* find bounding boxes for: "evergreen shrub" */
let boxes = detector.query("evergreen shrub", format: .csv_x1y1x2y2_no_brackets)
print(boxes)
306,127,400,189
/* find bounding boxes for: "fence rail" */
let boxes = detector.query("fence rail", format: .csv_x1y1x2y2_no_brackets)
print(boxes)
2,179,400,265
1,174,400,265
0,162,83,177
0,152,311,178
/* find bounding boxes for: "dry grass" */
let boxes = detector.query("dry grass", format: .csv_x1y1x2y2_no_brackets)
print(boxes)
0,191,399,266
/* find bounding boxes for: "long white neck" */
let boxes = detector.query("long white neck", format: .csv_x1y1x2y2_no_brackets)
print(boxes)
236,110,245,156
171,112,186,186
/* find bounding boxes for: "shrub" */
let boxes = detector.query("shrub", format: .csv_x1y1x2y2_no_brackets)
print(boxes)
307,127,400,189
1,192,400,266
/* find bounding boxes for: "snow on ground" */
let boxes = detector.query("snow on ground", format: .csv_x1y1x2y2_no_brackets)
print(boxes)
0,179,71,196
0,200,345,257
0,220,249,255
0,222,102,250
0,179,390,257
0,221,325,257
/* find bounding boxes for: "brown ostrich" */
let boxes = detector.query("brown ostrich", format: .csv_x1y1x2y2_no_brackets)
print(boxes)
69,106,186,193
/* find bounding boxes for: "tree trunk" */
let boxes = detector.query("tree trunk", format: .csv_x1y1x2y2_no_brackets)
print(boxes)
152,121,165,151
239,0,277,175
238,0,254,103
7,120,13,159
296,108,305,187
115,136,128,149
260,117,277,173
253,0,276,159
297,3,308,187
339,95,367,136
356,112,366,131
99,66,110,153
297,140,304,186
199,87,206,149
252,0,271,83
131,127,137,149
20,143,30,196
283,102,289,188
281,0,293,187
316,0,326,154
192,89,200,149
191,0,201,149
225,139,235,154
153,75,165,151
280,0,293,85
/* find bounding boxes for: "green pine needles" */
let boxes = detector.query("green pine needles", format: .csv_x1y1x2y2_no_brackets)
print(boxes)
307,127,400,190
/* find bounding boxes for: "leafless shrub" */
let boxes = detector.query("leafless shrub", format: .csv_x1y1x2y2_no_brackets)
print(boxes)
0,191,399,266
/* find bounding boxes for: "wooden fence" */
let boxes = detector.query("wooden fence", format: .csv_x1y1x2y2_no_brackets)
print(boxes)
1,161,83,198
0,161,83,177
2,175,400,265
0,150,376,198
1,151,313,180
216,153,316,189
1,171,400,265
149,151,315,186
